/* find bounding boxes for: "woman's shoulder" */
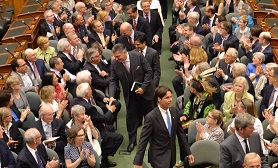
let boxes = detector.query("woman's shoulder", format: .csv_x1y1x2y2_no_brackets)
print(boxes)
46,46,56,53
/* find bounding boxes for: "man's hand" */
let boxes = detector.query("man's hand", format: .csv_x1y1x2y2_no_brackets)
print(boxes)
134,165,142,168
106,104,116,112
135,88,144,95
222,85,232,92
202,23,210,30
62,73,70,82
83,36,89,43
99,70,108,77
180,116,187,121
212,43,222,51
179,11,186,20
188,154,194,164
153,35,159,43
77,48,85,59
46,158,59,168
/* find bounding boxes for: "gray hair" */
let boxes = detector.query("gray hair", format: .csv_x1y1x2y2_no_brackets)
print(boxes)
24,48,34,57
39,103,54,118
112,43,127,53
84,47,99,62
24,128,41,144
76,70,91,84
75,2,85,12
187,12,200,21
71,104,86,118
76,83,90,98
57,38,70,52
233,62,246,77
235,113,255,130
43,9,53,19
196,62,210,73
253,52,265,63
228,47,239,58
266,62,278,69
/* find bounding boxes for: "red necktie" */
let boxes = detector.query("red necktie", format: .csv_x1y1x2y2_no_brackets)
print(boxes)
32,63,40,79
128,36,134,48
133,19,137,30
259,47,263,52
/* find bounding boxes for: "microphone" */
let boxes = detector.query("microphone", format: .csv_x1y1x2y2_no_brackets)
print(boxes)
5,48,14,58
0,74,3,79
269,23,277,31
254,0,262,6
27,12,36,21
22,21,31,30
262,12,270,22
12,37,22,47
36,0,44,7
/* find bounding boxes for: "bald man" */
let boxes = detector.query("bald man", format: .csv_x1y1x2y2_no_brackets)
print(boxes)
117,22,150,51
17,128,59,168
25,48,48,79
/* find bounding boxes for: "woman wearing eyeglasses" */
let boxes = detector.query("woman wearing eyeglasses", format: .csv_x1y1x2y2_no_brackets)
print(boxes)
0,107,23,154
64,124,96,168
196,109,224,143
0,115,16,168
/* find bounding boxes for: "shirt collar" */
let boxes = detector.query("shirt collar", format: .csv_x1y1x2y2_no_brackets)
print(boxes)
142,46,147,56
124,52,130,63
235,130,246,143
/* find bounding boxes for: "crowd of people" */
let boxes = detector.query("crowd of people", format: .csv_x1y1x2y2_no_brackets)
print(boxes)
1,0,278,167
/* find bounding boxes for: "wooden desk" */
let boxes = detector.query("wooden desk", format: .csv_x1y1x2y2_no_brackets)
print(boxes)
272,47,278,63
2,19,42,48
9,17,41,29
0,64,12,90
0,42,28,64
24,0,49,7
247,0,278,18
17,4,46,19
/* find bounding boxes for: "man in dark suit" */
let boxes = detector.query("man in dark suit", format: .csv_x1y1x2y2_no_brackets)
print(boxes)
39,10,61,40
179,0,201,24
133,85,194,168
260,67,278,119
109,43,155,152
67,32,87,59
17,128,59,168
30,104,67,160
88,20,113,49
220,113,269,168
201,6,217,35
72,13,89,45
241,25,262,55
57,38,84,75
47,0,67,27
139,0,164,54
245,31,274,64
25,48,48,80
70,83,123,167
134,34,161,87
117,22,146,51
209,21,239,61
126,4,152,47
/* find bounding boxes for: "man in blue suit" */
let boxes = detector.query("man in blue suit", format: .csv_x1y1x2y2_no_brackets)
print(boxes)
25,48,48,79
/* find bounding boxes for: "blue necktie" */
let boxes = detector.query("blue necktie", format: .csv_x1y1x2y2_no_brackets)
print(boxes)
35,151,44,168
166,111,172,137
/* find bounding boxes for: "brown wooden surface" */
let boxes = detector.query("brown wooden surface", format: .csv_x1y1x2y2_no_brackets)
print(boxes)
273,47,278,63
0,42,27,64
17,4,46,19
0,64,12,90
7,0,27,19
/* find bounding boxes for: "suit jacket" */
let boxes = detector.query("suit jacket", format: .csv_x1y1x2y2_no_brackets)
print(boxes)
178,6,202,24
138,10,163,38
215,59,234,85
134,47,161,87
127,16,152,47
39,21,61,40
133,107,191,167
201,15,217,35
109,51,155,106
30,118,67,159
83,62,110,93
210,33,239,57
10,71,38,93
26,59,48,79
260,84,274,116
3,121,23,154
70,97,114,141
17,144,48,168
88,29,113,49
0,139,16,168
178,34,204,53
246,44,274,64
117,30,145,51
57,51,83,75
220,132,268,168
75,24,89,44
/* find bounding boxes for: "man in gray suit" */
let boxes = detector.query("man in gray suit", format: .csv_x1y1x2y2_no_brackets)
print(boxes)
109,43,155,152
10,58,39,93
220,113,269,168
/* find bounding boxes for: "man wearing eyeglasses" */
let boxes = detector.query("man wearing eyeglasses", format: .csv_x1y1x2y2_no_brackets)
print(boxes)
11,58,39,93
39,9,61,40
30,103,67,161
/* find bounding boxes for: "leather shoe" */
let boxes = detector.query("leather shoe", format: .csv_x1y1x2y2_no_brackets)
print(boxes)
168,56,174,61
127,143,135,152
106,158,117,167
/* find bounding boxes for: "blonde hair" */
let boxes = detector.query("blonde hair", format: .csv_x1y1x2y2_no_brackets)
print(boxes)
37,36,49,48
189,47,208,65
97,10,109,23
0,107,11,128
40,85,55,103
210,109,224,129
233,76,249,92
5,76,21,90
239,15,249,24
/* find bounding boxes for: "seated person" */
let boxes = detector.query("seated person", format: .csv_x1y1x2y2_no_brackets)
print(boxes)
246,52,265,83
0,123,16,167
34,36,57,64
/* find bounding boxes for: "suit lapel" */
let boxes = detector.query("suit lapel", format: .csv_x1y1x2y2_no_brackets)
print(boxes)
155,107,170,137
232,134,245,158
38,120,47,140
25,147,40,168
51,120,58,136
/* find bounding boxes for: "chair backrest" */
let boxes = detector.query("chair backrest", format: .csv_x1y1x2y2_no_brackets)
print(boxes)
262,119,276,141
240,56,251,66
49,40,58,53
268,139,278,167
92,148,101,168
95,89,106,98
62,109,71,125
224,118,234,139
11,151,17,160
92,105,104,115
200,7,206,20
45,148,60,168
255,99,263,121
26,92,41,118
210,57,217,67
225,13,239,22
183,87,191,107
18,128,26,147
188,118,206,146
189,140,220,166
67,92,73,103
102,49,113,60
18,109,36,131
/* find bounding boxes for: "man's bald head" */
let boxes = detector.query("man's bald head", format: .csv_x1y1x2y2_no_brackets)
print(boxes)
120,22,133,37
190,36,202,47
63,23,75,35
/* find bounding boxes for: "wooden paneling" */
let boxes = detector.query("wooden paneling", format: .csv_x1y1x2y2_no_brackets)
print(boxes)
7,0,27,19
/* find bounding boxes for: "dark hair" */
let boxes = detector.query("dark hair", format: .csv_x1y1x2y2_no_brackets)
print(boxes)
223,40,235,53
221,21,232,34
240,98,257,118
190,0,197,6
112,43,127,53
71,12,79,23
250,25,263,37
126,4,137,13
272,67,278,78
41,71,56,88
190,79,204,93
218,15,226,23
49,56,60,69
184,23,197,33
155,85,172,102
207,6,216,14
10,58,20,71
134,34,146,44
0,90,12,107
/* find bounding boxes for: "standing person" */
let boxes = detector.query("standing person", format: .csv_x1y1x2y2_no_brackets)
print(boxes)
133,85,194,168
109,43,155,152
